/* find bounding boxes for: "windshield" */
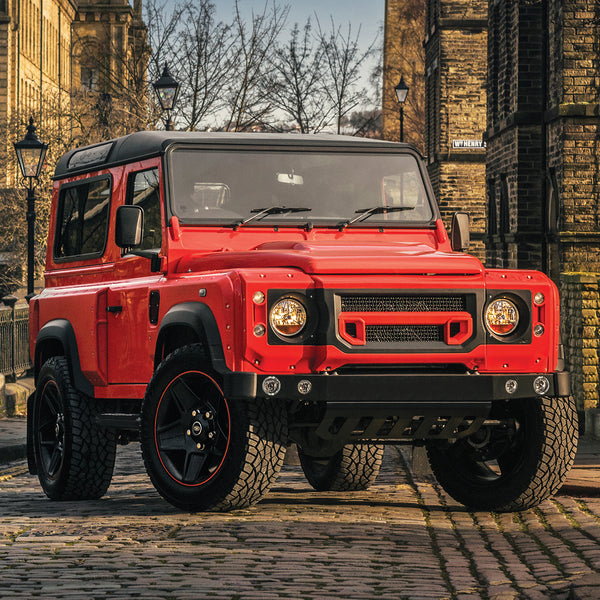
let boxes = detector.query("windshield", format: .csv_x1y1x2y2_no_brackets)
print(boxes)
168,147,435,227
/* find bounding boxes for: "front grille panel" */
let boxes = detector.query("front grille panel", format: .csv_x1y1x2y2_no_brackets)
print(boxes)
366,325,444,343
341,295,466,313
335,291,478,351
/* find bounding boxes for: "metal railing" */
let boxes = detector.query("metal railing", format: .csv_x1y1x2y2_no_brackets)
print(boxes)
0,303,31,379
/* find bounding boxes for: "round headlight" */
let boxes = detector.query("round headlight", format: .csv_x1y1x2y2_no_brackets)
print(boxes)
270,297,307,337
485,298,519,336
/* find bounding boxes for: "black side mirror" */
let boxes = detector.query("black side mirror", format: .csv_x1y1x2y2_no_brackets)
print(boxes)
116,205,144,248
451,212,470,252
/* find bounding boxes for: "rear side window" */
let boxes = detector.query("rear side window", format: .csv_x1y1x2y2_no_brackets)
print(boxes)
54,177,111,260
126,168,161,250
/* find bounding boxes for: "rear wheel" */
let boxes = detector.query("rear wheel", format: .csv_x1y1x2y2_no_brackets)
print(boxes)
427,396,578,512
298,444,384,491
141,344,287,511
33,356,117,500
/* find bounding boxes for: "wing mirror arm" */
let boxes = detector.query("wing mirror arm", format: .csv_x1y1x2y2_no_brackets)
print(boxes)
450,212,470,252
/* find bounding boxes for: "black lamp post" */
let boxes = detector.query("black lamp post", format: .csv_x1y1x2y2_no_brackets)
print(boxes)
153,63,180,131
14,117,48,298
394,76,410,143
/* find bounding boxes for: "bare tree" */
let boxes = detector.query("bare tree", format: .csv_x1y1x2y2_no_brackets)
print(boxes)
177,1,236,131
266,19,330,133
381,0,425,151
223,0,289,131
316,17,377,134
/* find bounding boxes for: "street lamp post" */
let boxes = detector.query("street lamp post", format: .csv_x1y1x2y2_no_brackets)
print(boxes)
394,76,410,143
14,117,48,299
152,64,180,131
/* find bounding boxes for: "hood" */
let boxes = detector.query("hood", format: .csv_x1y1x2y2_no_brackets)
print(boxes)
175,241,484,276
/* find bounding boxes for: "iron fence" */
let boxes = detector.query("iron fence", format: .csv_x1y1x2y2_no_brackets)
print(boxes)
0,304,31,378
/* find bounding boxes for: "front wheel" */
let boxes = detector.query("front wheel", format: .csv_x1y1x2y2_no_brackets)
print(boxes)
141,345,288,511
427,396,578,512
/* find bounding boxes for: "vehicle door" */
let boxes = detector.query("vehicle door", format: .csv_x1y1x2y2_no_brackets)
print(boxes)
106,164,164,384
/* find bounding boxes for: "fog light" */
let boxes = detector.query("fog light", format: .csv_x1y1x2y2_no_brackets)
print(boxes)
262,376,281,396
534,376,550,395
253,324,266,337
297,380,312,395
505,379,518,394
534,292,545,305
253,291,265,304
534,324,544,337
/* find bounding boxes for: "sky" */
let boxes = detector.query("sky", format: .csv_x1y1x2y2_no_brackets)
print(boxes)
215,0,384,54
213,0,385,92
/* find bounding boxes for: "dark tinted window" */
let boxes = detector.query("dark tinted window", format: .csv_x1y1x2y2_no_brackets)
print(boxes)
54,178,111,259
127,169,161,250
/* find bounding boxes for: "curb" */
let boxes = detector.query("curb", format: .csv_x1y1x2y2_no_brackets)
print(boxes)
0,443,27,464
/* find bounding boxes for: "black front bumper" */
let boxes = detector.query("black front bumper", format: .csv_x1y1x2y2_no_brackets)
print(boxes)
223,369,571,442
224,369,571,404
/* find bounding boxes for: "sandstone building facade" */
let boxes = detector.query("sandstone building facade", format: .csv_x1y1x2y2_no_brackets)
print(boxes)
384,0,600,422
383,0,488,261
0,0,145,186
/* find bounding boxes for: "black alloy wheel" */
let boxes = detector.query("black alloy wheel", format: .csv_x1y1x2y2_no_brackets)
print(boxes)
141,344,287,512
33,356,117,500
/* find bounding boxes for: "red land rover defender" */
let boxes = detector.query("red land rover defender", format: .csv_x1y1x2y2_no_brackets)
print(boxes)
27,132,577,512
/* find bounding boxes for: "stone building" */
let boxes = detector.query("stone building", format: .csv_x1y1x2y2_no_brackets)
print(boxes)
385,0,600,422
383,0,488,260
485,0,600,421
0,0,146,186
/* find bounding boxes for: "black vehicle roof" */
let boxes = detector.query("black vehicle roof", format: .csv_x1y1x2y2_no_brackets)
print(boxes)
54,131,417,179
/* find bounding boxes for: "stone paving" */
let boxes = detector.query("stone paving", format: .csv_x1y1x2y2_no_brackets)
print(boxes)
1,444,600,599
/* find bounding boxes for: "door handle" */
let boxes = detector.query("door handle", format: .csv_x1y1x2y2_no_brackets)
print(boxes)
106,305,123,314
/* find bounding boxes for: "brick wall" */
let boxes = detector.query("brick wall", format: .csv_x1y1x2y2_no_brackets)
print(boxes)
424,0,488,262
561,273,600,412
485,0,545,271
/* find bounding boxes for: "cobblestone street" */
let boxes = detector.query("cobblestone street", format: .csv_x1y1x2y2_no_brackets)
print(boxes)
0,445,599,599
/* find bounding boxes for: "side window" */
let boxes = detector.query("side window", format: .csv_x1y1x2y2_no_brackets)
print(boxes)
54,177,111,260
127,169,162,250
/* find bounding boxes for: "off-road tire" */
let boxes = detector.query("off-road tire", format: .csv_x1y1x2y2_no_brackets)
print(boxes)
33,356,117,500
298,444,384,491
426,396,578,512
141,344,287,512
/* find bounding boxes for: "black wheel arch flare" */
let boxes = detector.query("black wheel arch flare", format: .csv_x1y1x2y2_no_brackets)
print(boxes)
34,319,93,397
155,302,227,371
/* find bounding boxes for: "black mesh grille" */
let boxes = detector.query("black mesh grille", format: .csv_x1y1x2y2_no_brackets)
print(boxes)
366,325,444,343
341,295,465,313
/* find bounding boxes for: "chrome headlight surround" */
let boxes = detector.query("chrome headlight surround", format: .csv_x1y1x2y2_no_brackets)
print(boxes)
269,296,308,338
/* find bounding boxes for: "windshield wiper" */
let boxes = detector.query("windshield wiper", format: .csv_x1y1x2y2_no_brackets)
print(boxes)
232,206,311,228
337,206,413,230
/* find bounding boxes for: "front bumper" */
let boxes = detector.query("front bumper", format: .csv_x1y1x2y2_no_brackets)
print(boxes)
223,369,571,404
223,369,570,443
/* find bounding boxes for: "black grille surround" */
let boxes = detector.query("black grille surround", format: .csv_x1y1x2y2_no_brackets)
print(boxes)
264,288,486,352
334,290,483,354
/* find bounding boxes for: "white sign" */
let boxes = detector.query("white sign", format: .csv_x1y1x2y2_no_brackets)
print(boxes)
452,140,486,149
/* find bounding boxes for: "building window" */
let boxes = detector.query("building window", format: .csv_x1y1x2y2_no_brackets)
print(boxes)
499,174,510,234
487,178,497,236
81,67,99,92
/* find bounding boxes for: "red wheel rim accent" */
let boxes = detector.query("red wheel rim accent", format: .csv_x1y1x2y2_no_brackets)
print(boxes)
154,370,231,487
